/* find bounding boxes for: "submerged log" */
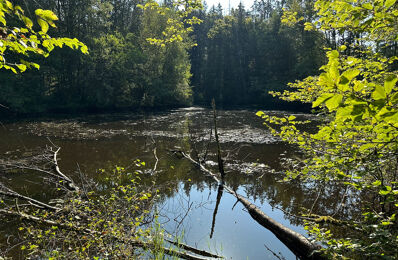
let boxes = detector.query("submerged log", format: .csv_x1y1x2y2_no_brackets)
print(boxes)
176,150,327,260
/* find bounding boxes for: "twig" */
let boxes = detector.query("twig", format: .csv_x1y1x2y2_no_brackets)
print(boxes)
309,183,323,215
231,199,239,211
175,201,193,231
264,244,286,260
0,185,59,211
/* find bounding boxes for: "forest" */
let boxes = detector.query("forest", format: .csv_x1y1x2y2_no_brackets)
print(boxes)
1,0,398,259
0,0,326,115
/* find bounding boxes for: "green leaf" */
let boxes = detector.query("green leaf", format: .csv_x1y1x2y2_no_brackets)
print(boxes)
384,112,398,123
362,3,373,9
16,63,26,72
22,16,33,29
288,115,296,121
313,93,334,108
256,111,265,117
37,18,49,33
341,69,360,82
339,76,349,85
372,85,386,100
391,92,398,102
379,185,392,195
384,75,397,95
385,0,396,8
325,94,343,110
81,45,88,54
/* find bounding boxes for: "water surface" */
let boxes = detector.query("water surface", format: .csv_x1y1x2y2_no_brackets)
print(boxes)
0,107,326,259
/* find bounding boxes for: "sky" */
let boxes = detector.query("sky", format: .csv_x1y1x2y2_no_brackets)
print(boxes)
203,0,255,13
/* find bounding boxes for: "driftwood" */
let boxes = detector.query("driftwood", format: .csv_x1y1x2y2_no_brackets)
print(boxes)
175,150,327,260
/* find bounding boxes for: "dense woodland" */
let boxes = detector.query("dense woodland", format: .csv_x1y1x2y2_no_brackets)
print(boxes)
0,0,326,114
1,0,398,258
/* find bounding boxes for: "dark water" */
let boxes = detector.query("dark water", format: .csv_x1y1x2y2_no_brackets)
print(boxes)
0,107,329,259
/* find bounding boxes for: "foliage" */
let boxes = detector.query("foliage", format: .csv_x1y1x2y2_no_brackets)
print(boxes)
258,0,398,258
0,0,197,113
138,0,203,47
15,165,164,259
0,0,87,73
0,0,328,114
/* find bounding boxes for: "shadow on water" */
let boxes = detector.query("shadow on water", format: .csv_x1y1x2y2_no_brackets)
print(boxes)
0,107,351,259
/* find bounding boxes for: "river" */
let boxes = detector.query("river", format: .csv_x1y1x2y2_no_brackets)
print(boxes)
0,107,328,259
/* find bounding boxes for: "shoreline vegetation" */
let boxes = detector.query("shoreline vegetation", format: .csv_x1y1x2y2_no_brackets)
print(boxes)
1,0,397,258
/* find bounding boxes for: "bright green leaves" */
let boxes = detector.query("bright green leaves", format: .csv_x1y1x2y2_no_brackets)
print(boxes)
362,3,373,10
379,185,392,196
22,16,33,29
138,0,202,47
272,0,398,257
372,84,387,100
309,0,398,44
385,74,398,95
325,94,343,111
341,69,360,83
385,0,397,9
313,93,334,108
255,111,265,117
281,10,304,26
0,1,87,73
35,9,58,33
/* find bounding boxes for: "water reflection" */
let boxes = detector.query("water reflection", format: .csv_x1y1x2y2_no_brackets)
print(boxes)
0,107,342,259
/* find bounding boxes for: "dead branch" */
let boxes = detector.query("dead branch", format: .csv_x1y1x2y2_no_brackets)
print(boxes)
174,150,327,260
51,147,79,191
0,184,59,211
0,146,79,192
164,238,223,258
264,244,286,260
211,99,225,182
0,209,222,260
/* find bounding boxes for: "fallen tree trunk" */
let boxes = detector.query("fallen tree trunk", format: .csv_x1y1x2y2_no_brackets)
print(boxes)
176,150,327,260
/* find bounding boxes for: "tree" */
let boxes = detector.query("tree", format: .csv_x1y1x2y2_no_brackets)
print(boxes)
0,0,87,73
258,0,398,257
